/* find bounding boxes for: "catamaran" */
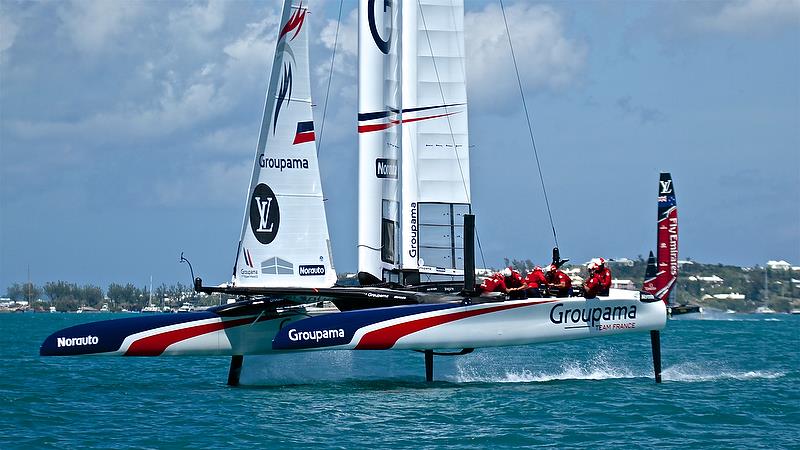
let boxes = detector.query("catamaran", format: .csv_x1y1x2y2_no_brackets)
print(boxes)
41,0,667,385
642,173,700,317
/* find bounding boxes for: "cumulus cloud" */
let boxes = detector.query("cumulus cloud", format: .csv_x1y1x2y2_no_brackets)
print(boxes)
0,9,19,54
152,161,250,207
319,8,358,59
9,76,226,143
465,3,587,109
693,0,800,33
57,1,148,54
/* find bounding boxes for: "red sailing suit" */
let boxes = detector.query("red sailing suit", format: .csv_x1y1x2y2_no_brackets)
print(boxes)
504,269,526,290
584,267,612,298
479,274,507,294
547,269,572,297
524,269,547,288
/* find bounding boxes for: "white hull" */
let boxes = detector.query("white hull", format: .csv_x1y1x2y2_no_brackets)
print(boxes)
42,291,665,357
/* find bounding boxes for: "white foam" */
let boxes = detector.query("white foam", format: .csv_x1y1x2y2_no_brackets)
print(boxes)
454,350,638,383
662,363,786,382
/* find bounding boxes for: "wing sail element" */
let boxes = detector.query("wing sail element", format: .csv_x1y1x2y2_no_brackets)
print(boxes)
642,173,678,303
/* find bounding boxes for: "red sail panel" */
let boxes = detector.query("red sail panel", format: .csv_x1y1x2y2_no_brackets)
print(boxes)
644,173,678,303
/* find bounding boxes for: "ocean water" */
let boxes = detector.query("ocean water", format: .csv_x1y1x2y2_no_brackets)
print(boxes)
1,312,798,449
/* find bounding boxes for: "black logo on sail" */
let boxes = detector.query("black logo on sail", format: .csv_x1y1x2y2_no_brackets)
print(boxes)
249,183,280,245
368,0,392,55
376,158,398,179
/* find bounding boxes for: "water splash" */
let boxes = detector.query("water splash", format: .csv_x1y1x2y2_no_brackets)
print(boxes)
453,349,638,383
662,362,786,382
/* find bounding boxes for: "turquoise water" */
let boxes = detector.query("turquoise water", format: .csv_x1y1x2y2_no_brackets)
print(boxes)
1,312,798,448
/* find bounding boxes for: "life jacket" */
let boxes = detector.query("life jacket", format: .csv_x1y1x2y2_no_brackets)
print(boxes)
524,269,547,288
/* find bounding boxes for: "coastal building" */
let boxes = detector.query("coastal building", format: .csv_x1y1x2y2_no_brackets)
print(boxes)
704,293,746,300
607,258,634,267
767,260,792,271
688,275,724,283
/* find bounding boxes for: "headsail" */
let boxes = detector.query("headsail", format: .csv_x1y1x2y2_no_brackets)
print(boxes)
643,173,678,302
233,1,337,288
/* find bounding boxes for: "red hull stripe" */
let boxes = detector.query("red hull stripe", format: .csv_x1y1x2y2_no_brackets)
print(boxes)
357,111,459,134
355,299,557,350
124,317,255,356
293,131,315,144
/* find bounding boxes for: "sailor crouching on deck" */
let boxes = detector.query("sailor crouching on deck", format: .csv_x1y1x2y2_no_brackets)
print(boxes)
545,264,573,298
583,258,612,298
501,267,528,299
524,265,547,298
478,268,528,299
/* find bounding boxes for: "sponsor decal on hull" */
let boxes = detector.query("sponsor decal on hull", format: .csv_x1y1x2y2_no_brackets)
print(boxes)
549,302,638,331
57,335,99,348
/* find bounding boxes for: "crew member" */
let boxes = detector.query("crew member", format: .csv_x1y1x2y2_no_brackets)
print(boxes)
545,264,572,297
501,267,527,299
478,272,507,296
583,258,612,298
524,266,547,298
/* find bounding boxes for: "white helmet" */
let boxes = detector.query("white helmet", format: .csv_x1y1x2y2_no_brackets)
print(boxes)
501,267,512,277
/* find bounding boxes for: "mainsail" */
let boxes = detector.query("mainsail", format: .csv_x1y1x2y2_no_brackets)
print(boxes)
232,1,337,288
643,172,678,302
358,0,471,283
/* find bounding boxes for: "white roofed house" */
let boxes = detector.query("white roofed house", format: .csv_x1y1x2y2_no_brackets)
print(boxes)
767,260,792,271
688,275,724,284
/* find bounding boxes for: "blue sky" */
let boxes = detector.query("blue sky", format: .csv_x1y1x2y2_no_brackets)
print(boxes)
1,0,798,292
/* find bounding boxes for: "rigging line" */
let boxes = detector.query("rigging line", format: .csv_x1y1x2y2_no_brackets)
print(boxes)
499,0,559,248
316,0,344,157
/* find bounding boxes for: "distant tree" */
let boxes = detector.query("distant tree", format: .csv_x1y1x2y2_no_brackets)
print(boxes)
107,283,141,305
44,281,78,302
7,282,41,302
79,285,103,307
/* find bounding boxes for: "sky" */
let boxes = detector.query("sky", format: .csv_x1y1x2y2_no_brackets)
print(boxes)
1,0,799,292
